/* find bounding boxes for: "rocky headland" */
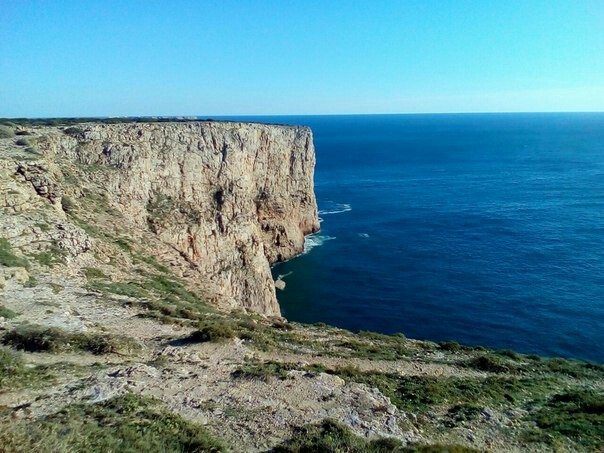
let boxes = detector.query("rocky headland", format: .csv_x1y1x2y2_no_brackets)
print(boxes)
0,119,602,452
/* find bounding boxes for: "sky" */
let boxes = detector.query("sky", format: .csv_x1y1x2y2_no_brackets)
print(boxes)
1,0,603,117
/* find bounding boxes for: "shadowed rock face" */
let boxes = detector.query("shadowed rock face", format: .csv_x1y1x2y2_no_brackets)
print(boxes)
46,121,320,316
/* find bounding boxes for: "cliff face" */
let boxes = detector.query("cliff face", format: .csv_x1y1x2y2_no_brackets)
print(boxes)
43,121,319,316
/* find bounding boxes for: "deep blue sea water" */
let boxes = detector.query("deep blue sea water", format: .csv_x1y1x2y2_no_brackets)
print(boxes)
217,113,604,363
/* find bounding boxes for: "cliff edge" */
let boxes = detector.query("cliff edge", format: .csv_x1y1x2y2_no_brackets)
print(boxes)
6,121,319,316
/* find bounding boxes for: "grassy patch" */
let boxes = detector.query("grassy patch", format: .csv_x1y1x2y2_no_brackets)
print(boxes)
272,419,403,452
189,322,235,343
0,346,25,388
0,305,19,319
530,357,604,379
0,125,15,138
30,244,67,267
0,346,96,390
465,354,514,373
273,418,478,453
232,361,299,381
318,365,552,413
82,267,108,279
89,280,150,299
60,195,77,214
15,137,32,146
0,238,29,268
134,252,170,273
0,393,226,452
63,126,84,136
438,341,464,352
2,324,140,355
87,266,212,323
114,238,132,252
49,282,63,294
524,389,604,449
444,403,484,427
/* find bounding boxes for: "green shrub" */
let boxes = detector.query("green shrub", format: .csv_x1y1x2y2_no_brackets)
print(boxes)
533,357,604,379
189,323,235,343
31,245,66,267
2,325,139,355
61,196,76,213
272,320,294,331
83,267,108,279
0,125,14,138
0,306,18,319
444,403,484,427
273,419,403,452
323,366,549,412
0,393,227,452
232,361,299,381
466,355,512,373
0,238,29,268
24,147,40,155
438,340,463,352
273,418,479,452
527,389,604,449
63,126,84,136
0,346,24,388
115,238,132,252
89,281,149,299
15,138,31,146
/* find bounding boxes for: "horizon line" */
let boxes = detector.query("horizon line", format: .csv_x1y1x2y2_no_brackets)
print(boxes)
2,110,604,120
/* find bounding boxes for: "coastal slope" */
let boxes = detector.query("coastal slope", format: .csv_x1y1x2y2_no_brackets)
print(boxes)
0,120,602,452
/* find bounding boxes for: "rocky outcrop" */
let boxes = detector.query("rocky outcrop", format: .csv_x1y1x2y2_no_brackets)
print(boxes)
42,121,319,316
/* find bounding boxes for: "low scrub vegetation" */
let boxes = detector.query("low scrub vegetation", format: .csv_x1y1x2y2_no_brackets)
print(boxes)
329,367,551,412
0,345,95,391
232,360,299,381
82,267,108,279
15,137,32,146
526,389,604,449
60,195,77,213
0,305,19,319
30,244,67,267
189,322,235,343
0,238,29,268
0,393,227,452
1,324,140,355
63,126,84,136
0,346,25,388
273,419,477,452
0,125,14,138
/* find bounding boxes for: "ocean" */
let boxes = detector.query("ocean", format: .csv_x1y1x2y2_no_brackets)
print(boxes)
218,113,604,363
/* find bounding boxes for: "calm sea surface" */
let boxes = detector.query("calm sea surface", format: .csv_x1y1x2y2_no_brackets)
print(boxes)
217,113,604,362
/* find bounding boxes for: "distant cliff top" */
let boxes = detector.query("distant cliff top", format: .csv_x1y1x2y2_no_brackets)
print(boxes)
0,116,307,129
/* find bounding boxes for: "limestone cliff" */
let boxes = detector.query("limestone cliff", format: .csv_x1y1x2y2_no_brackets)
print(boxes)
17,121,320,316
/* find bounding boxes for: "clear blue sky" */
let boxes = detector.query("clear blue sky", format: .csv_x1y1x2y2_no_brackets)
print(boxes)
1,0,603,117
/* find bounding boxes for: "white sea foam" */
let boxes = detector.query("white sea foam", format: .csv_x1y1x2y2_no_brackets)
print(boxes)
303,234,336,254
318,203,352,215
358,233,370,238
277,271,294,280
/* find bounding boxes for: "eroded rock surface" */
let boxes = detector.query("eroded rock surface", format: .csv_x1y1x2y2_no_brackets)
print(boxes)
16,122,320,315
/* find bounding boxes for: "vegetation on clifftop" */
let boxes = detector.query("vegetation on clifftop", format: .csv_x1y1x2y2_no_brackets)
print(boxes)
0,394,226,453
